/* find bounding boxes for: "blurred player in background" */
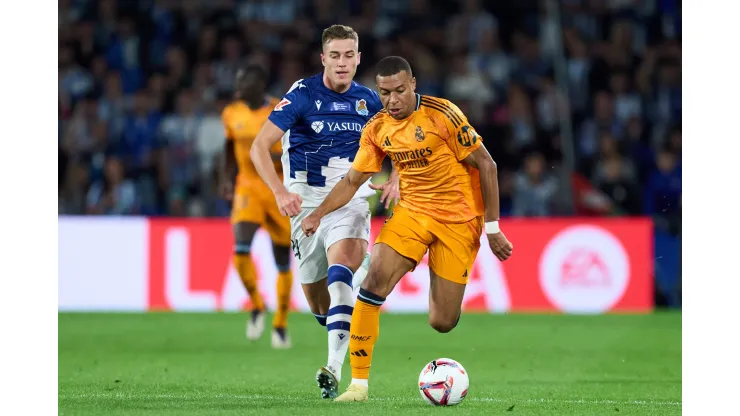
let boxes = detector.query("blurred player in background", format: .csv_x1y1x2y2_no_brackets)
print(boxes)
250,25,399,398
221,65,294,349
301,56,514,401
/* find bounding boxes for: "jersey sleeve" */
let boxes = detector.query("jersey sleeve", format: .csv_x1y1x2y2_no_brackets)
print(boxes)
221,106,234,140
267,79,310,132
351,128,386,173
437,99,482,161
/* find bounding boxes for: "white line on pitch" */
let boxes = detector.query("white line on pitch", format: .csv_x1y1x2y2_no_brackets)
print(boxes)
59,392,681,407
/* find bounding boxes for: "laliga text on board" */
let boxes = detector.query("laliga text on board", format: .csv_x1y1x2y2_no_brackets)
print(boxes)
146,217,653,314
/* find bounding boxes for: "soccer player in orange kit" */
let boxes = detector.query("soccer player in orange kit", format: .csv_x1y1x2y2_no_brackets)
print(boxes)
301,56,514,401
221,65,293,349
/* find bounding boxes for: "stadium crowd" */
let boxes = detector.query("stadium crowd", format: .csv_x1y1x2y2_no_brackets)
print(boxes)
58,0,681,233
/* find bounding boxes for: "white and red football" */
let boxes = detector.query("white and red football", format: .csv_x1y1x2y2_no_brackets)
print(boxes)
418,358,469,406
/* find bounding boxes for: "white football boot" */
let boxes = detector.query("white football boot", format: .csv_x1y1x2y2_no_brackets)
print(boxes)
271,328,292,349
246,310,265,340
316,366,340,399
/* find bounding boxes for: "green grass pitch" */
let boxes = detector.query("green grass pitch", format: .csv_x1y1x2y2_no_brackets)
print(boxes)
59,312,681,415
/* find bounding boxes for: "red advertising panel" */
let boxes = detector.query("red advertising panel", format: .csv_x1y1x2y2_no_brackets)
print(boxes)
147,217,653,313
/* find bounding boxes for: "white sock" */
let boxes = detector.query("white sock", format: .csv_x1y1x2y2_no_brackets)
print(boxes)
351,378,369,387
326,264,355,381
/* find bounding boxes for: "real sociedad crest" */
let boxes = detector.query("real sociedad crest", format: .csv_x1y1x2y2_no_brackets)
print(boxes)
355,99,368,116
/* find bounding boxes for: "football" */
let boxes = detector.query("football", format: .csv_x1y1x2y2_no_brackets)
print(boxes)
418,358,469,406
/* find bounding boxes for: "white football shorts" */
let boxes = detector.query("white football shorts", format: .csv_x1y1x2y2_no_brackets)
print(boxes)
289,198,371,284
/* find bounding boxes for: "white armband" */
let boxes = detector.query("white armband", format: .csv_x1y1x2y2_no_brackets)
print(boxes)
485,221,500,234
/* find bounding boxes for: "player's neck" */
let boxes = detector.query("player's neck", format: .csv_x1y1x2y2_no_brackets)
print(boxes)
242,96,265,110
323,72,352,94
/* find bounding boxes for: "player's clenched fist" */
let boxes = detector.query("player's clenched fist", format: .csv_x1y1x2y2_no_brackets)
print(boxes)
301,213,320,237
487,231,513,262
274,189,303,217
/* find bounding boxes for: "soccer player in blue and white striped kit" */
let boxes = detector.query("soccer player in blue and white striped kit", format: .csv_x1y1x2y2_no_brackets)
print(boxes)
250,24,398,399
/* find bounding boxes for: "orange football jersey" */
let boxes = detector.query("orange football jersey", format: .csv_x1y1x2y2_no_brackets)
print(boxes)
352,94,484,223
222,98,283,189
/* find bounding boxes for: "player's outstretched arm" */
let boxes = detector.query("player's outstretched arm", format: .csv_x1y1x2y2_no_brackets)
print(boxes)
251,119,303,216
301,168,373,236
462,145,513,261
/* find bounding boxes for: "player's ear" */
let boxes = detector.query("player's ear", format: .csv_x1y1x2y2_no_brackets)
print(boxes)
411,77,417,91
356,51,361,65
320,53,326,67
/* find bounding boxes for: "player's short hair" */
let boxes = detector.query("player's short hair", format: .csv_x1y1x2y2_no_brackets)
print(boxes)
321,24,359,49
375,56,413,77
238,64,268,82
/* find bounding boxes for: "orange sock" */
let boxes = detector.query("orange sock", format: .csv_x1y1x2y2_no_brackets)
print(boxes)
233,254,265,312
272,270,293,328
349,288,385,381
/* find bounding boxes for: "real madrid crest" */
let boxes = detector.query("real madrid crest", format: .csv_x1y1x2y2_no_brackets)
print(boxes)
415,125,425,142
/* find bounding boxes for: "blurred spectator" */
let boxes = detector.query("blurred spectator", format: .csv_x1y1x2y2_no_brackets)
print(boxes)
62,97,99,159
506,84,537,150
59,44,94,105
58,0,81,28
610,68,642,123
536,74,569,133
652,58,682,128
120,91,161,174
512,152,558,217
578,90,622,164
56,0,680,222
158,89,203,213
445,0,498,53
213,36,246,94
105,17,145,94
591,132,637,183
511,32,551,91
644,149,682,226
666,124,682,157
498,170,515,217
468,28,512,93
97,72,128,140
86,157,139,215
563,28,591,116
87,121,112,184
444,52,494,122
595,156,642,215
623,116,655,181
165,46,191,94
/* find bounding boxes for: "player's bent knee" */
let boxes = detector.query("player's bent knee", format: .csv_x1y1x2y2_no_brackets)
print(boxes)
327,239,367,271
429,315,459,333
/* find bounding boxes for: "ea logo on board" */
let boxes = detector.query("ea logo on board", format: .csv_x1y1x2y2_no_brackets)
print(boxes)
539,225,629,313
